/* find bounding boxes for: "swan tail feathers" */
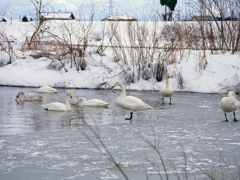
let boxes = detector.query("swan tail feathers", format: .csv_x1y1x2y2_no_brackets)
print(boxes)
42,105,48,110
236,100,240,109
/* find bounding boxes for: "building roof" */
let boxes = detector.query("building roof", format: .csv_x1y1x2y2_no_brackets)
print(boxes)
101,15,137,21
0,16,7,22
40,12,75,20
190,16,215,21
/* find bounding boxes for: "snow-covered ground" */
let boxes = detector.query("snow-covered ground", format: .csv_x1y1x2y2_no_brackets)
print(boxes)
0,20,239,93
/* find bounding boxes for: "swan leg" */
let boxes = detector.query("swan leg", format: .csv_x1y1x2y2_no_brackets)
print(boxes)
224,113,229,122
162,97,165,105
233,112,238,122
125,112,133,120
169,97,172,105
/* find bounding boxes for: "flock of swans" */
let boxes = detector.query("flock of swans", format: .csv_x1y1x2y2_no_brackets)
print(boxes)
15,74,240,121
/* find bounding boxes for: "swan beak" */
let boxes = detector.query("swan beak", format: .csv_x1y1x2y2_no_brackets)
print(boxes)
167,73,170,78
110,84,117,89
69,93,72,98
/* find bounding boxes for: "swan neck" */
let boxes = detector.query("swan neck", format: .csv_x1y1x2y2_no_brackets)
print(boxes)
81,97,86,103
119,83,126,98
20,94,25,101
80,97,86,104
166,77,169,87
65,94,71,110
228,91,236,98
76,97,85,104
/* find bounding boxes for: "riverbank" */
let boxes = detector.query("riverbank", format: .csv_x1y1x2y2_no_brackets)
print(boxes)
0,20,239,93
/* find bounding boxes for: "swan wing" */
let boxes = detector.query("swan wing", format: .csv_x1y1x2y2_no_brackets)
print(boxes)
84,99,109,107
116,96,152,112
25,93,43,101
42,102,67,111
37,86,58,93
220,97,237,112
235,99,240,109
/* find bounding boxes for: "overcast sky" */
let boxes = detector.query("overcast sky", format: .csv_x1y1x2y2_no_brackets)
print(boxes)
1,0,191,21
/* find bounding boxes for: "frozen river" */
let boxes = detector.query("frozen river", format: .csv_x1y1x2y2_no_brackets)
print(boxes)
0,86,240,180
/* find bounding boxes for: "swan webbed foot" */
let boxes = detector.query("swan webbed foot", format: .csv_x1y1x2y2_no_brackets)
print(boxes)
233,119,238,122
125,118,132,121
125,112,133,121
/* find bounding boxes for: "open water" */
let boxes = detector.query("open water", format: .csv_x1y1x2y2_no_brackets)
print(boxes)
0,86,239,180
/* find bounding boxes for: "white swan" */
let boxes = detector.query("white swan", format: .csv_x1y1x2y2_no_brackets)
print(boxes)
220,91,240,122
113,81,152,120
15,91,43,102
72,97,109,107
42,90,72,111
37,86,58,93
160,73,174,105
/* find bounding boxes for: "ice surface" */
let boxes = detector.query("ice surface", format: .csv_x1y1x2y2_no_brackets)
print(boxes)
0,87,239,179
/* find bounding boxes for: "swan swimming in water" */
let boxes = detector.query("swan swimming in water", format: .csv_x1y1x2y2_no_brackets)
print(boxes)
42,90,72,111
113,81,152,120
160,73,174,105
72,97,109,107
36,86,58,93
15,91,43,102
220,91,240,122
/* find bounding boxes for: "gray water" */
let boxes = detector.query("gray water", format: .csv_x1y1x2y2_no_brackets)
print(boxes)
0,86,240,180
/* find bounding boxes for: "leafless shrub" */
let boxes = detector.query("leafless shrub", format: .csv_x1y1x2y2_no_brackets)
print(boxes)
78,112,129,180
109,20,172,84
138,127,170,180
27,0,51,50
92,31,103,42
192,0,240,54
177,69,184,89
154,61,166,82
47,59,66,71
0,30,16,66
217,73,240,94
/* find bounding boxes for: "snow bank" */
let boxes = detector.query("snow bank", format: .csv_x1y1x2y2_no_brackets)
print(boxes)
1,51,239,93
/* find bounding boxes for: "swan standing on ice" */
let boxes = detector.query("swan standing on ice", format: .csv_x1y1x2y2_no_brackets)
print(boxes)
37,86,58,93
160,73,174,105
42,90,72,111
72,97,109,107
15,91,43,102
113,81,152,120
220,91,240,122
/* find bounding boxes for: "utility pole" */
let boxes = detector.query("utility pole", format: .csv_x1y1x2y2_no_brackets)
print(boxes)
108,0,114,17
10,12,12,24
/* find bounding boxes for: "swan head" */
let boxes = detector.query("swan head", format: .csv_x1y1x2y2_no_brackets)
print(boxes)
228,91,236,98
66,90,72,98
15,91,24,101
113,81,122,88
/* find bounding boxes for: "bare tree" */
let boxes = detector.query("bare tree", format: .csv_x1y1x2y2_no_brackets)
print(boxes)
0,4,9,17
27,0,51,50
